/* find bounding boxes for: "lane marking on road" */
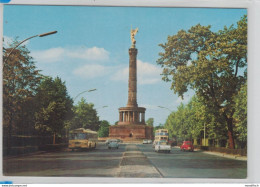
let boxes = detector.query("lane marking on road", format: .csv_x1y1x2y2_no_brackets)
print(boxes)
117,144,162,178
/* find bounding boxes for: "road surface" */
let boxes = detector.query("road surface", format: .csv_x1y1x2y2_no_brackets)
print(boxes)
3,143,247,178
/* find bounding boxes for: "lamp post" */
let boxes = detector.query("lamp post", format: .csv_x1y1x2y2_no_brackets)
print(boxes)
158,106,173,113
4,31,57,63
4,30,57,152
73,88,97,101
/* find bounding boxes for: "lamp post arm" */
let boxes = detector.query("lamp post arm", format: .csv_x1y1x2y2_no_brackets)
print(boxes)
158,106,173,113
4,31,57,64
73,89,97,101
4,35,38,63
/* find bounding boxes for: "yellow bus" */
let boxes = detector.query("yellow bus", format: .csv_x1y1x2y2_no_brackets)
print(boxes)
153,129,169,147
68,128,98,151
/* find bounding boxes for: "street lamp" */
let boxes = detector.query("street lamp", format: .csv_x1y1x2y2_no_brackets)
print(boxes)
158,106,173,113
73,88,97,101
4,31,57,63
97,105,108,109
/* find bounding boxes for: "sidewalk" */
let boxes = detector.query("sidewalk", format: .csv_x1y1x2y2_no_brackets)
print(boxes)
202,150,247,161
173,146,247,161
117,144,162,178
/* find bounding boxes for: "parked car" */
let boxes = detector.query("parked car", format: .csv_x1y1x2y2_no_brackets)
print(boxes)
154,141,171,153
147,139,153,144
107,139,119,149
180,141,194,152
143,139,148,144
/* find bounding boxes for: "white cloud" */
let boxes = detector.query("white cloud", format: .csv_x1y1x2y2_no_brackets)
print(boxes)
137,60,161,84
73,64,109,79
3,36,13,48
111,66,128,82
3,36,30,48
31,47,65,63
68,47,109,61
112,59,161,85
31,46,109,63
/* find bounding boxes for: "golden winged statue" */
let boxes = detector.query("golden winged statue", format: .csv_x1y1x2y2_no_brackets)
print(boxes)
131,27,138,48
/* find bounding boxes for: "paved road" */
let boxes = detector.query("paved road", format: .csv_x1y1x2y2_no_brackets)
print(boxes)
138,144,247,178
3,143,247,178
3,143,125,177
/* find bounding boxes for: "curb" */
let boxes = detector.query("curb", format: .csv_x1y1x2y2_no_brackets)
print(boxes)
202,150,247,161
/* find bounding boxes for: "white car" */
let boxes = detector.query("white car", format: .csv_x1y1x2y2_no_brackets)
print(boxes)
154,141,171,153
107,139,119,149
143,139,148,144
147,140,153,144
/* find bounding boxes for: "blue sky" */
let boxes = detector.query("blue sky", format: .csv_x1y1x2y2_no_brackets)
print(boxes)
3,5,247,126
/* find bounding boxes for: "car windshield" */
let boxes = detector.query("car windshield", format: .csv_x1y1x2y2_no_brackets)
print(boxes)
185,142,191,145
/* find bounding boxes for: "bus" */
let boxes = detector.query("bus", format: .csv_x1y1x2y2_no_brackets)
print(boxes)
68,128,98,151
153,129,169,147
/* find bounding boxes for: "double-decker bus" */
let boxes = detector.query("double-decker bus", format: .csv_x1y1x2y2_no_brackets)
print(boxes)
153,129,169,147
68,128,98,151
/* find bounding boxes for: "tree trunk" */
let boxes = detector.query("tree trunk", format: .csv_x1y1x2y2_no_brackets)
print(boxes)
53,132,56,144
7,111,14,155
227,117,235,149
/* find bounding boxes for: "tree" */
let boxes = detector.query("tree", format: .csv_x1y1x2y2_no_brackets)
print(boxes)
98,120,110,137
164,96,227,146
157,16,247,149
146,118,154,127
34,77,73,144
3,41,42,152
153,123,164,133
233,83,247,148
71,98,100,131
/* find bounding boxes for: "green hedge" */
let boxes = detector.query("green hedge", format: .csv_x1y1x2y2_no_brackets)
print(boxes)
3,135,53,147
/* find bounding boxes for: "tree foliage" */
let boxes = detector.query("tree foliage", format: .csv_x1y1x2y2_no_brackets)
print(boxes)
157,15,247,148
3,41,42,149
34,77,73,143
233,83,247,148
146,118,154,127
71,98,100,131
165,96,228,145
98,120,110,137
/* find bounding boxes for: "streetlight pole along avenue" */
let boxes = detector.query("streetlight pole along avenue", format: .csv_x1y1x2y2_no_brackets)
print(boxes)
73,89,97,102
4,31,58,63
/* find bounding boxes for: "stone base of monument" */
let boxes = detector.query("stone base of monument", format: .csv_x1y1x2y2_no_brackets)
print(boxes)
109,125,153,142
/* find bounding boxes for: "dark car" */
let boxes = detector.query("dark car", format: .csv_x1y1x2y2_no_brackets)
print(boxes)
180,141,194,152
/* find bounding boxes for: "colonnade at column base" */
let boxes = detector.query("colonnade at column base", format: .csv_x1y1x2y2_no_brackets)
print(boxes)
118,106,146,125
